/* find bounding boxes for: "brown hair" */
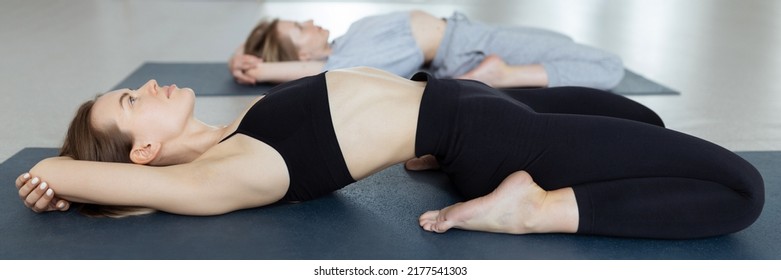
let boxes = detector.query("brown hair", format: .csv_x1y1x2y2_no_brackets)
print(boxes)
243,19,299,62
60,98,155,218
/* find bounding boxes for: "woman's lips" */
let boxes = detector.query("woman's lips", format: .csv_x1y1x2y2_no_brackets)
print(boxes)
166,84,177,98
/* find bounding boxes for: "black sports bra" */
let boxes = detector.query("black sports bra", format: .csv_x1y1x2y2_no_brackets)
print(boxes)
221,72,355,201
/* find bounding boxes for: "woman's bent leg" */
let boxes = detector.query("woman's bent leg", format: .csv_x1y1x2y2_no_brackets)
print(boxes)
522,115,763,238
443,112,763,239
501,86,665,127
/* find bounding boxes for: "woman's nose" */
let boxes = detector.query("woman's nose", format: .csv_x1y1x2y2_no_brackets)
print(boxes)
142,79,159,95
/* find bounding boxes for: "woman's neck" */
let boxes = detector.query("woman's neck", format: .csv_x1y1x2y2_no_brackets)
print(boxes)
153,120,232,166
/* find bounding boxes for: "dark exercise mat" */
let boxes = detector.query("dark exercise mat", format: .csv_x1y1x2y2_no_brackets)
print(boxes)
611,69,678,95
2,148,775,260
112,62,678,96
112,62,275,96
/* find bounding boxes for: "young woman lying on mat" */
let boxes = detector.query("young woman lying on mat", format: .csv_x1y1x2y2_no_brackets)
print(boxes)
15,67,763,239
229,10,624,90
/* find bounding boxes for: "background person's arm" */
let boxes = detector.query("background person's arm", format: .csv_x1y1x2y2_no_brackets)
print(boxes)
229,44,262,84
246,60,326,83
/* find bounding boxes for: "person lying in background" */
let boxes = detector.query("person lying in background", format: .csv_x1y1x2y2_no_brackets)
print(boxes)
229,10,624,90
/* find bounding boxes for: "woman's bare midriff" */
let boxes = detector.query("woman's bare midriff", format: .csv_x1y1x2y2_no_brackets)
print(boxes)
325,68,426,180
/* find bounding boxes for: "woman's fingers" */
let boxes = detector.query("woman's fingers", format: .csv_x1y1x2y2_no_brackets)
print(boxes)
15,172,31,189
18,176,39,202
239,55,260,69
17,175,69,213
21,178,59,212
22,178,46,211
33,187,55,212
233,69,256,85
52,197,71,211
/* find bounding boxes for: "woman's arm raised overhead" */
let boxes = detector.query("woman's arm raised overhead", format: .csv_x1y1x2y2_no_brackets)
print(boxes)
26,138,290,216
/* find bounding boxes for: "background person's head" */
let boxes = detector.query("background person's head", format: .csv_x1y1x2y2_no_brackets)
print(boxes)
244,18,331,62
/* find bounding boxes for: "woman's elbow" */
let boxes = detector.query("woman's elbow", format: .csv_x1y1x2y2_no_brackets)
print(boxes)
161,201,237,216
27,157,74,188
29,157,64,174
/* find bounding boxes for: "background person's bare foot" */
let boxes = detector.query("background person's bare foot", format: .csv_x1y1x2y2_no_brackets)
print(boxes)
457,54,508,87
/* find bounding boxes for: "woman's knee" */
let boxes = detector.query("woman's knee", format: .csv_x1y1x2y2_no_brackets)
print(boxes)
732,167,765,231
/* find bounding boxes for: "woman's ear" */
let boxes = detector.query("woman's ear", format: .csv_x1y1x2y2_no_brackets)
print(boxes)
129,142,161,165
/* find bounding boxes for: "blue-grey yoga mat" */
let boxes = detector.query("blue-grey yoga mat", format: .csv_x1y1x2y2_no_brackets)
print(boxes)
611,69,678,95
1,148,777,259
112,62,678,96
112,62,275,96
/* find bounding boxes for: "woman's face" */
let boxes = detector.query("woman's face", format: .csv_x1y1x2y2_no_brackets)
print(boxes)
91,79,196,145
277,19,331,60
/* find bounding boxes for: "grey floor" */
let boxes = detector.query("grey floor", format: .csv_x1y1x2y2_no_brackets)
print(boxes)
1,0,780,163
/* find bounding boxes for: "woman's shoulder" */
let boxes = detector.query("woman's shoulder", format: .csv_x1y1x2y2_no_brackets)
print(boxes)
203,131,286,165
191,133,290,200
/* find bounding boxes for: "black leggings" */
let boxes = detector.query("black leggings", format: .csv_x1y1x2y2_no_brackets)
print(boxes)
415,78,765,239
502,86,665,127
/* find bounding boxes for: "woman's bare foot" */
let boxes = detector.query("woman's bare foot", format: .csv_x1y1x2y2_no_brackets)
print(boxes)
404,154,440,171
419,170,578,234
457,55,509,87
